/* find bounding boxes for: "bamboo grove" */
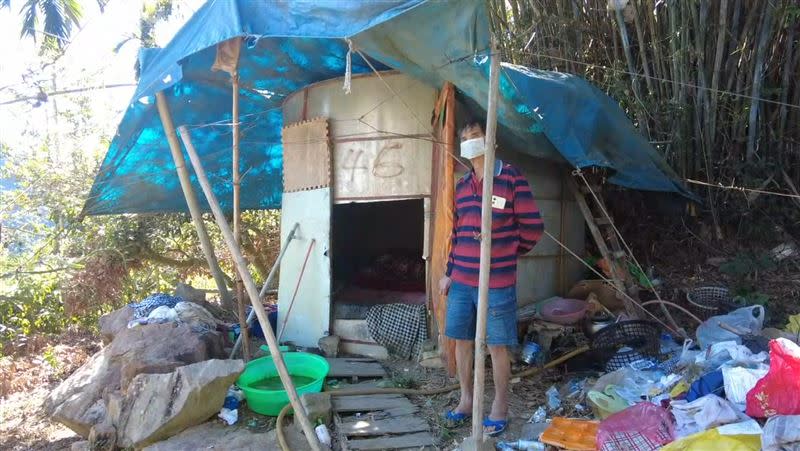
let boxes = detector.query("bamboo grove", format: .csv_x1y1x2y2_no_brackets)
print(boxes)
488,0,800,233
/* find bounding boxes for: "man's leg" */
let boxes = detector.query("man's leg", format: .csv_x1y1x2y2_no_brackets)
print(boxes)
454,339,474,414
487,344,510,420
485,285,517,422
444,282,478,415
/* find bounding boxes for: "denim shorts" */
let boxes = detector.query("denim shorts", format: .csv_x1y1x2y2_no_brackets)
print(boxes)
444,282,518,346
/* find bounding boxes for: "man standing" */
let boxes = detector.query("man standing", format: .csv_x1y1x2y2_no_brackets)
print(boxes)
439,121,544,435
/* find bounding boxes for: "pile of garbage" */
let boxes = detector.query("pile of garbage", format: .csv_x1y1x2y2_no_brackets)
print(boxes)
503,285,800,451
45,284,248,450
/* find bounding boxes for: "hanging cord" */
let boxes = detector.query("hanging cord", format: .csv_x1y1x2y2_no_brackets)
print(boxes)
573,169,687,336
343,38,353,94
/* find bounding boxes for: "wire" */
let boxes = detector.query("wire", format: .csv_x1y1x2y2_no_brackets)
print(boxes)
517,50,800,111
0,83,137,106
685,178,800,200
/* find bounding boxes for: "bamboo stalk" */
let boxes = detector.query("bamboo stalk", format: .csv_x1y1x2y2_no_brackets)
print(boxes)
747,0,775,162
178,127,322,451
468,37,501,447
154,92,234,311
630,0,654,95
709,0,729,142
231,72,250,362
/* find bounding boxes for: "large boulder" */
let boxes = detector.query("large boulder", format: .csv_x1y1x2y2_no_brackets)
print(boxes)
112,359,244,449
98,306,134,344
46,322,225,437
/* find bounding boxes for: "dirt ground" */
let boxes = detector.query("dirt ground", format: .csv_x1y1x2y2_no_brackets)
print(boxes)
0,330,99,450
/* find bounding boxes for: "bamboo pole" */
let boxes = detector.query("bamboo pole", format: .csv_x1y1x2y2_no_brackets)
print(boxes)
467,37,501,448
154,92,234,310
178,126,322,451
231,72,250,362
230,222,299,359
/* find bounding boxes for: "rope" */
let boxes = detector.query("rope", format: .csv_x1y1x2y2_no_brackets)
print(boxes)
685,178,800,200
343,39,353,94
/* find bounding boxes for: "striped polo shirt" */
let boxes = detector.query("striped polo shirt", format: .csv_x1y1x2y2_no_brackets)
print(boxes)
445,160,545,288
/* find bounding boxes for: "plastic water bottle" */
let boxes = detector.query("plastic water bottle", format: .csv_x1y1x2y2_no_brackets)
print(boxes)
315,424,332,447
496,439,546,450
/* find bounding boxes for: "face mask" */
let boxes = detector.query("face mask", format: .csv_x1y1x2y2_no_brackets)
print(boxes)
460,137,485,159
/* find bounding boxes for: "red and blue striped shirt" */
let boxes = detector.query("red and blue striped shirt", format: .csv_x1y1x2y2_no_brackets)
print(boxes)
446,160,545,288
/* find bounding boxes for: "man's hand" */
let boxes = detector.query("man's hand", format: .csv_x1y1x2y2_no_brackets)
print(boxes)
439,276,452,295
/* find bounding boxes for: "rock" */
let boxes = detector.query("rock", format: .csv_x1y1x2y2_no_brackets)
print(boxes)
70,441,90,451
98,306,134,344
318,335,340,358
300,392,332,425
46,322,225,437
113,359,244,449
88,418,117,451
142,421,311,451
174,302,217,329
175,283,206,304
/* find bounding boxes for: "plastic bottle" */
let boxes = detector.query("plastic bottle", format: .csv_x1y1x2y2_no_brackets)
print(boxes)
315,424,332,447
496,439,546,450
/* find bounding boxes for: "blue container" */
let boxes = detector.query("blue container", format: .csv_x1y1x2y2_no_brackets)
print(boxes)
522,341,542,365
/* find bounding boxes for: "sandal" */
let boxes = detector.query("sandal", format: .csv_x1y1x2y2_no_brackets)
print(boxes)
483,417,508,436
443,410,471,426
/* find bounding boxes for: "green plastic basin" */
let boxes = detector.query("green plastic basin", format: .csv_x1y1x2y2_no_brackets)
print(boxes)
237,352,329,416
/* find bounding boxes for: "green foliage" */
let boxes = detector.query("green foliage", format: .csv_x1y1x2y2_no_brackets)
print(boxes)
4,0,84,51
42,344,58,370
720,250,775,308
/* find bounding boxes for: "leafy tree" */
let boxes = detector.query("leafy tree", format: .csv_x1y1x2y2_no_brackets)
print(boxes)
0,0,92,51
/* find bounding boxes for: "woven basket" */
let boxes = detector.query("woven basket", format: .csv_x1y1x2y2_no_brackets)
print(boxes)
590,320,660,371
686,286,735,321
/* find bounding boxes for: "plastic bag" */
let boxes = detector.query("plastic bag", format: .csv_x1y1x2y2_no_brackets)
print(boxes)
696,340,768,370
722,364,769,410
746,338,800,417
147,305,178,323
685,370,724,402
696,305,765,349
660,427,761,451
596,403,674,451
671,394,741,438
762,415,800,451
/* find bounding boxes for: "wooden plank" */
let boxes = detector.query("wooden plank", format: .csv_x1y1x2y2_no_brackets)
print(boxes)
333,395,415,413
327,358,387,378
340,415,429,436
347,432,436,450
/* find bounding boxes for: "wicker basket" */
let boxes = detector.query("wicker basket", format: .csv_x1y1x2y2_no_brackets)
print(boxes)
590,320,660,371
686,286,735,321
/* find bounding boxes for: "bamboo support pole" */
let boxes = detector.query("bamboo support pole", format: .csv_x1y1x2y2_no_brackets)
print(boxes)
230,222,298,359
232,73,250,361
178,126,322,451
154,92,234,310
467,38,501,447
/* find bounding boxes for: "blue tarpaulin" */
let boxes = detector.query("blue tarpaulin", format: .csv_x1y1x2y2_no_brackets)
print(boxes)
82,0,689,216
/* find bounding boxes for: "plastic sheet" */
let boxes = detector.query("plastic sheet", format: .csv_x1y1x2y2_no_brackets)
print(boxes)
660,428,761,451
762,415,800,451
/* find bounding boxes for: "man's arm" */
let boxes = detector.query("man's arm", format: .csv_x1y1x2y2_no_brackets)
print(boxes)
512,169,544,254
445,205,458,277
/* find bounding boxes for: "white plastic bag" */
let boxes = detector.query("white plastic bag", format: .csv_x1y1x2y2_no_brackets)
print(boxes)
697,341,768,370
722,364,770,410
762,415,800,451
697,306,765,349
147,305,178,323
671,394,741,438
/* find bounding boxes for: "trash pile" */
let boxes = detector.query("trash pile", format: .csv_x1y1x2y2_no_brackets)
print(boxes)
501,283,800,451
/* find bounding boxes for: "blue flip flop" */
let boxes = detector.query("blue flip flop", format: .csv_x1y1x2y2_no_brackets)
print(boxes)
443,410,471,425
483,417,508,436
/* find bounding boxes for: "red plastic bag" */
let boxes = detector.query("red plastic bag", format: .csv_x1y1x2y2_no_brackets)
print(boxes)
746,338,800,417
596,402,675,451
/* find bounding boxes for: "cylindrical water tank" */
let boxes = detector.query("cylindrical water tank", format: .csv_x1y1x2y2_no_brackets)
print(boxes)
283,71,436,202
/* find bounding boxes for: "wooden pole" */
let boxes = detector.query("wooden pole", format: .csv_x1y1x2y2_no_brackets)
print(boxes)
232,72,250,361
154,92,234,310
468,38,501,447
178,126,322,451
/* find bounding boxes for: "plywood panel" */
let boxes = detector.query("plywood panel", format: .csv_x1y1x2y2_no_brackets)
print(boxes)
281,118,331,192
